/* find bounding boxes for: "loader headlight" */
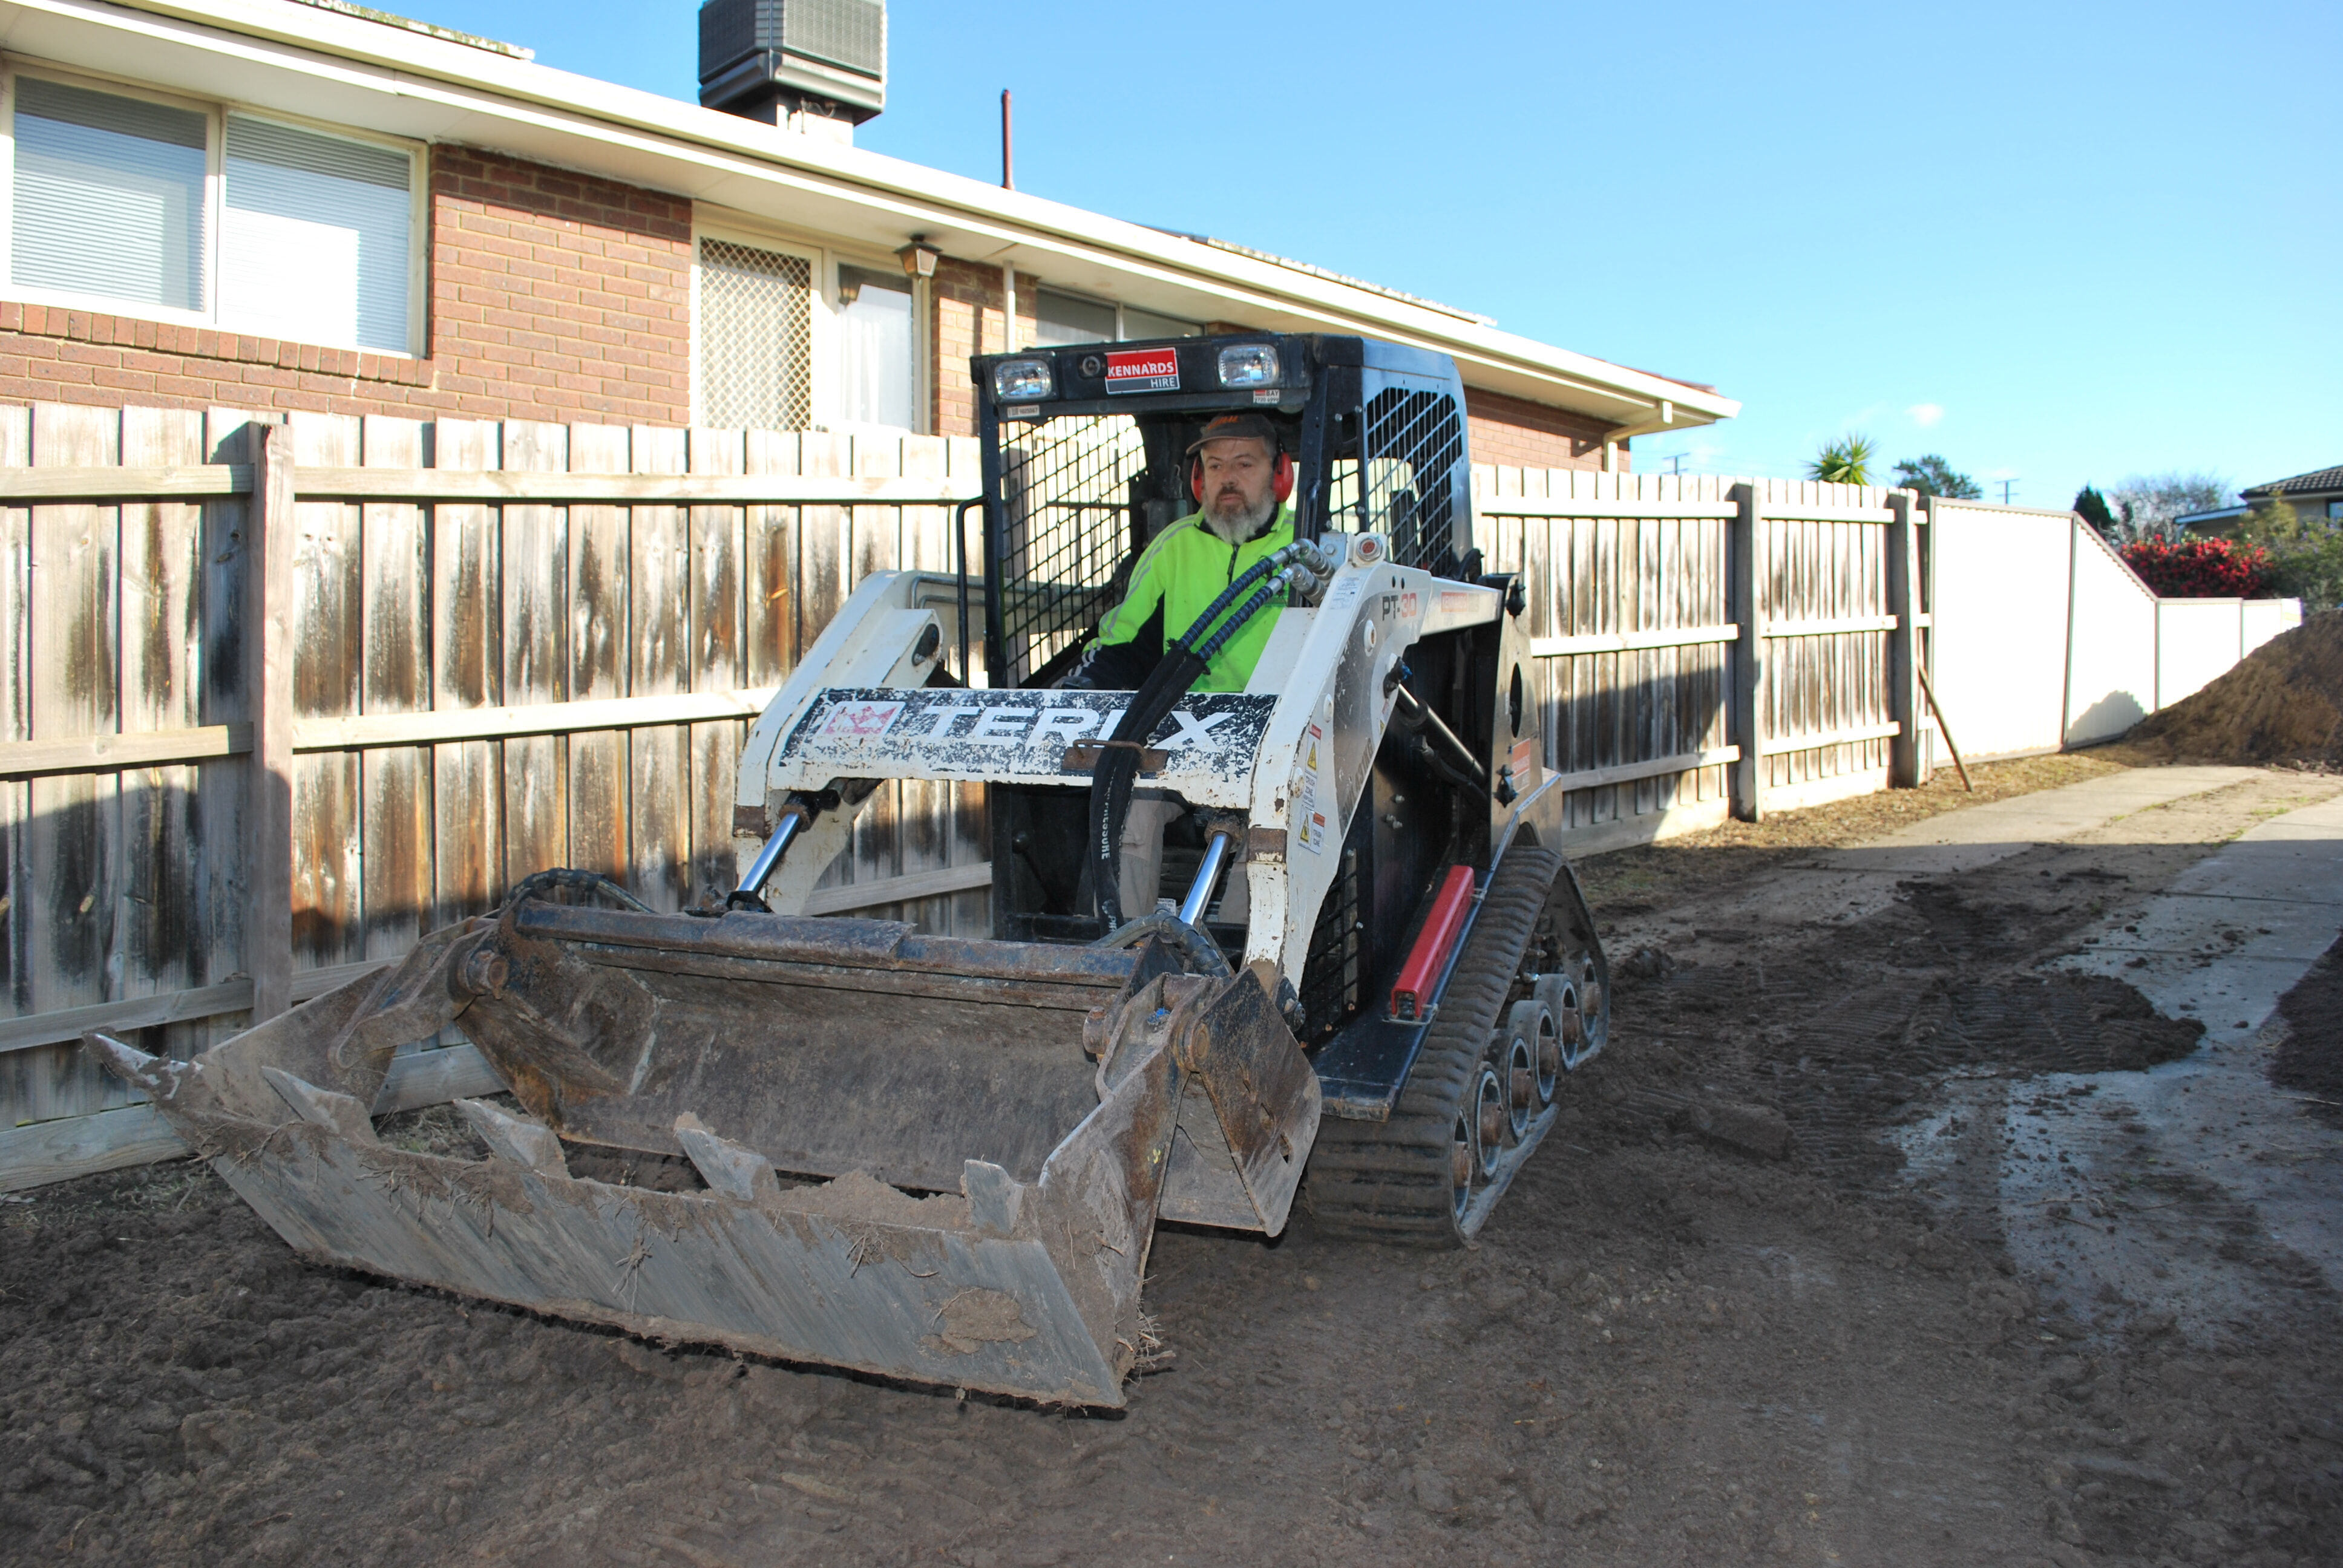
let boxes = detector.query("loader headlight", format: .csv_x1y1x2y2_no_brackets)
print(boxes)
991,358,1055,402
1216,344,1279,388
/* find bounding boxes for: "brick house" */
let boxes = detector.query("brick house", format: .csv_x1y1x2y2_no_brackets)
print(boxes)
0,0,1732,464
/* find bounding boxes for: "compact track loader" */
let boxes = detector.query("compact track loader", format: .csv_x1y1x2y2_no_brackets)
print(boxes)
92,332,1610,1407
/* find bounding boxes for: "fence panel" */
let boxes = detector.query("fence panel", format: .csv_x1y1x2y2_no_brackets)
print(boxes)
2066,520,2158,746
1475,468,1739,851
1929,499,2074,760
0,408,992,1151
1751,479,1901,812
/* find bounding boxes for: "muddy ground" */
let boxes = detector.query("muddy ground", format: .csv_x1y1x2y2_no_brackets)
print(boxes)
5,759,2342,1568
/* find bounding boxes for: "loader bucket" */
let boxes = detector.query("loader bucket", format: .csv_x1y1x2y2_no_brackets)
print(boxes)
88,898,1322,1408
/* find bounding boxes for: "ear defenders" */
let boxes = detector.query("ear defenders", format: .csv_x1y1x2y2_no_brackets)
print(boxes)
1190,448,1295,506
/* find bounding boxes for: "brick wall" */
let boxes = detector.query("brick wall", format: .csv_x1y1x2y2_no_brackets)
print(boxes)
929,256,1038,437
1464,387,1619,471
0,147,692,425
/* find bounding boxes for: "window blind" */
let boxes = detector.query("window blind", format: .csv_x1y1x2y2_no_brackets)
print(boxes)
10,77,206,312
221,116,411,353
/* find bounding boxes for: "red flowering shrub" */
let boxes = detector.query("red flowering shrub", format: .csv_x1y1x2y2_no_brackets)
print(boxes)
2119,537,2275,598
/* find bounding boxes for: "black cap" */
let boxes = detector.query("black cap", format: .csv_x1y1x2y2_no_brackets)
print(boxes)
1185,412,1282,456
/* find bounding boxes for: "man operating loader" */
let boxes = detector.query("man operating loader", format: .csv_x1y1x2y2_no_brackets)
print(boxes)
1062,411,1297,921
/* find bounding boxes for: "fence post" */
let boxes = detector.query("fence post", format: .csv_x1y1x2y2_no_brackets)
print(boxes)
244,423,295,1022
1887,491,1923,787
1728,482,1764,821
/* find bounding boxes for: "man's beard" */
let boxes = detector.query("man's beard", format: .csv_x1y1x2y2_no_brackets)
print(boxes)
1202,488,1278,545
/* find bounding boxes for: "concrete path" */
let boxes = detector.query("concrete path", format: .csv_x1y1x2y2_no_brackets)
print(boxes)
1631,765,2272,953
1895,786,2343,1337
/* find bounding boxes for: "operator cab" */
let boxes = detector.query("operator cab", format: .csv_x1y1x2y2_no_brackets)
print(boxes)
971,333,1518,1044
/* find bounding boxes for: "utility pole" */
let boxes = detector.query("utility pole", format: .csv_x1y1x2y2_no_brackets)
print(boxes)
1999,478,2017,505
1000,90,1013,190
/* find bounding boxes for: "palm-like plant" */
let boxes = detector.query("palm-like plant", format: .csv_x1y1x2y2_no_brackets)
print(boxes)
1807,434,1875,486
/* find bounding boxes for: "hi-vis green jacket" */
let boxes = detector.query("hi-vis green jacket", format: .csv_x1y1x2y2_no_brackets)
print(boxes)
1063,505,1295,693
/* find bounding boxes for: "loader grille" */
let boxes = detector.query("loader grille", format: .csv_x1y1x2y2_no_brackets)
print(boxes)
992,414,1150,687
1297,845,1363,1041
1327,388,1466,575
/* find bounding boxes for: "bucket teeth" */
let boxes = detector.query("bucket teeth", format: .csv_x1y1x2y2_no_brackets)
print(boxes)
673,1113,779,1201
262,1068,379,1145
454,1098,569,1176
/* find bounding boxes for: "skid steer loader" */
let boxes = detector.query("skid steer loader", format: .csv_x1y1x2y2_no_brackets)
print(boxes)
90,332,1610,1408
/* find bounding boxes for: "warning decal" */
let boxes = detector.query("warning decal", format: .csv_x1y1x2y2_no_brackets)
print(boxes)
1294,722,1329,854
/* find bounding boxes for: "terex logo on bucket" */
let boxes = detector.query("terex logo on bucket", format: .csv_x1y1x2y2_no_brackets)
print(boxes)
1104,348,1180,394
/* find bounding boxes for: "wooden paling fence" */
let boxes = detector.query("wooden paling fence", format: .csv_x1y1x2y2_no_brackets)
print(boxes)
1475,468,1933,854
0,407,1938,1188
0,405,990,1181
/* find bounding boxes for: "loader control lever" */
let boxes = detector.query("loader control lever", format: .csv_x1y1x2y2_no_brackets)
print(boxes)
1386,662,1490,794
1086,538,1334,929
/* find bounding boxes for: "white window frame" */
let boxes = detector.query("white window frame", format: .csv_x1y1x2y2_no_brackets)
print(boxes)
826,249,926,437
0,60,427,357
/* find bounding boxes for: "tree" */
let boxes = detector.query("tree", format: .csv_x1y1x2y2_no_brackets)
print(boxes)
1892,454,1982,499
2238,498,2343,610
2106,472,2233,545
2073,486,2118,537
1807,434,1875,486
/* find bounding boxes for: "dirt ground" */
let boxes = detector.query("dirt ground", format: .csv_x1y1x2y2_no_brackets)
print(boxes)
6,757,2342,1568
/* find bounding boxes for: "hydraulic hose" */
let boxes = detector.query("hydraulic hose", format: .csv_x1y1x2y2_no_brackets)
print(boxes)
502,867,654,914
1086,544,1320,929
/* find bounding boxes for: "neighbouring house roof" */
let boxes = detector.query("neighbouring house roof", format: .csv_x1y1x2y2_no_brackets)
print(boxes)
2243,465,2343,499
0,0,1736,436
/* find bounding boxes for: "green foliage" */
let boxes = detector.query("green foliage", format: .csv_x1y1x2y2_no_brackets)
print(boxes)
1807,433,1875,486
2073,486,2118,537
1893,454,1982,499
2237,498,2343,610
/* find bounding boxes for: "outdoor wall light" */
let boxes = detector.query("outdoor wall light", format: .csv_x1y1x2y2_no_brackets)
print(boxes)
897,240,940,278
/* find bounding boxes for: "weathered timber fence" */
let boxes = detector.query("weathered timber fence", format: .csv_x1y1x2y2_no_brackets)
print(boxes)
1473,469,1934,853
0,404,988,1163
1,408,2300,1190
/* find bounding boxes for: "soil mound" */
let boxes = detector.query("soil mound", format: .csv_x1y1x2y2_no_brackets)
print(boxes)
2116,609,2343,768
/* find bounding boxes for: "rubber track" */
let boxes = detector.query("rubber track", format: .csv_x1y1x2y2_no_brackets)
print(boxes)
1303,846,1564,1246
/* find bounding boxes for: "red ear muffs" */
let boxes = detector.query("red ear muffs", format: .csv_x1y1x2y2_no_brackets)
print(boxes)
1191,451,1296,506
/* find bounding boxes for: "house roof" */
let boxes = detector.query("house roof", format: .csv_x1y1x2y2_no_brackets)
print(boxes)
0,0,1737,434
2243,466,2343,499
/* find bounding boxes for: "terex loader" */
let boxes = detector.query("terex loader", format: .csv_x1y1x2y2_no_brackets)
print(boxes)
91,332,1610,1408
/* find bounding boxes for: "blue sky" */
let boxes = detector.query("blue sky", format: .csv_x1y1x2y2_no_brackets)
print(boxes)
411,0,2338,506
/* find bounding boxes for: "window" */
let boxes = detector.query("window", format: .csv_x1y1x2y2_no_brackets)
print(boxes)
1034,289,1113,347
11,77,206,312
4,70,420,353
698,237,814,430
1032,287,1199,347
836,264,914,430
220,117,412,353
2327,500,2342,522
